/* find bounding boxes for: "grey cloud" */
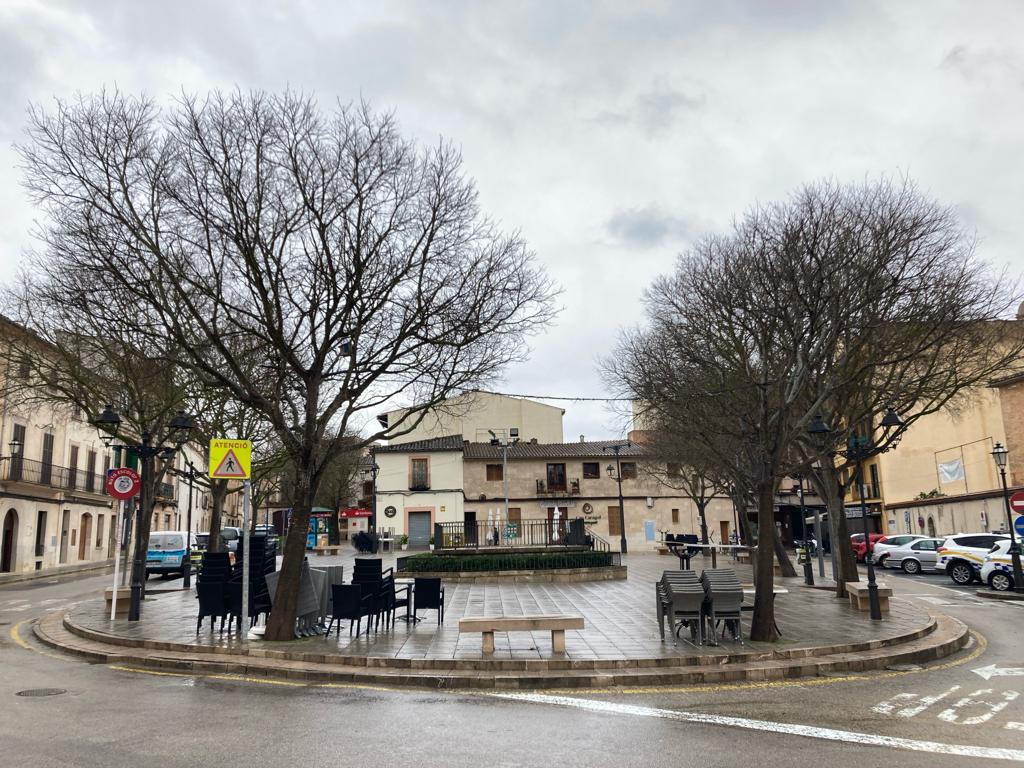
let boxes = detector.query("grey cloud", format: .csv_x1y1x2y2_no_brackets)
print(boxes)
606,206,693,249
595,81,705,135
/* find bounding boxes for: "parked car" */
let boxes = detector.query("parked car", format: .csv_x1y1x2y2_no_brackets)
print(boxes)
850,533,886,563
936,533,1010,585
220,526,242,552
145,530,197,578
870,534,926,567
883,537,944,574
981,540,1017,591
254,524,276,537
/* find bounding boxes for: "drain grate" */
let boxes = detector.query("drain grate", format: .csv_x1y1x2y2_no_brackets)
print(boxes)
16,688,67,697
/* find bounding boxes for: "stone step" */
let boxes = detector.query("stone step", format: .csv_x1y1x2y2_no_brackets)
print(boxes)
33,609,969,690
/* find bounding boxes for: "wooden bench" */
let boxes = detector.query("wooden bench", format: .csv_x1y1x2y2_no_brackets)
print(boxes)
312,546,341,556
847,583,893,613
458,615,585,654
104,586,131,617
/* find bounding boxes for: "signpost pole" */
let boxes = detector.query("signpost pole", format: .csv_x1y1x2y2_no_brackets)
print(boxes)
110,499,124,621
241,479,252,641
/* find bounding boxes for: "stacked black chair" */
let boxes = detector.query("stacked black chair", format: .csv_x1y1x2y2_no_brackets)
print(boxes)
352,558,394,631
195,551,231,633
657,570,705,645
700,568,745,644
228,533,279,631
413,577,445,625
665,534,700,569
326,584,375,637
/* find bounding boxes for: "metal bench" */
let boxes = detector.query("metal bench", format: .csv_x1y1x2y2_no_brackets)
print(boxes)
847,583,893,613
458,615,584,654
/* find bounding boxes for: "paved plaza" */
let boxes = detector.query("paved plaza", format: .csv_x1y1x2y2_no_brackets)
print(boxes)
69,552,932,662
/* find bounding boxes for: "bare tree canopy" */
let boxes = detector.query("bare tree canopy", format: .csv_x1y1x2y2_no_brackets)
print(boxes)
14,89,558,639
608,178,1022,640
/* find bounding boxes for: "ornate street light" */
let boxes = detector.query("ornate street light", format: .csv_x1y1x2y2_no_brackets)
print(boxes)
603,441,631,555
93,404,122,447
991,442,1024,593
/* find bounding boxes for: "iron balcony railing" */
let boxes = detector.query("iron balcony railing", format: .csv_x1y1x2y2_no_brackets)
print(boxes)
1,456,106,495
434,517,596,550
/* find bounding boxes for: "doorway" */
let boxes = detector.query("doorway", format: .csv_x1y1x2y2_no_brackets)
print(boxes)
59,509,70,564
78,513,92,561
463,510,478,546
408,511,431,547
719,520,731,547
1,509,16,572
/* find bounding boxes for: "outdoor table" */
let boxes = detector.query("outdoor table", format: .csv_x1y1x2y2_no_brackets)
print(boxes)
395,578,417,623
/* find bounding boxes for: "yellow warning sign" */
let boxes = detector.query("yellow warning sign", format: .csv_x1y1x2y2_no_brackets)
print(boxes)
208,439,251,479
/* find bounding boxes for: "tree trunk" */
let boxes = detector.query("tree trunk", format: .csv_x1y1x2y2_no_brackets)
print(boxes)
811,465,858,598
750,482,779,642
696,500,709,545
207,481,228,553
131,453,159,602
264,471,315,641
773,526,798,577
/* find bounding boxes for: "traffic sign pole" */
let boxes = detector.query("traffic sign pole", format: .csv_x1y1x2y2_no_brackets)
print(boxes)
241,480,251,642
110,499,124,621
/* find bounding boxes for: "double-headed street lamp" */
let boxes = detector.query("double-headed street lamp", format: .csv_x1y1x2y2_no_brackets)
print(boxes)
808,407,903,621
175,458,205,589
604,441,631,555
990,442,1024,593
362,456,380,535
93,405,195,621
489,428,520,528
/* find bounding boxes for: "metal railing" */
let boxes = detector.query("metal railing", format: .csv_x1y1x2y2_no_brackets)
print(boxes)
434,517,594,550
535,478,581,496
1,456,106,495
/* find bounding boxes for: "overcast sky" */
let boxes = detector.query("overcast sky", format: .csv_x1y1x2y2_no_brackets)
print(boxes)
1,1,1022,440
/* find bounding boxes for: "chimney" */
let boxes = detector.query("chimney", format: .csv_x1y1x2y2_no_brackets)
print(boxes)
530,438,538,444
579,435,585,443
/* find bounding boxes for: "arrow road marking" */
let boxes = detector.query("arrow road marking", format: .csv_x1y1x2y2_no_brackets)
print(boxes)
975,665,1024,680
492,693,1024,762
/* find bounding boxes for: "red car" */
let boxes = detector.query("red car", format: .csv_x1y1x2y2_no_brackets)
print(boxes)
850,533,886,563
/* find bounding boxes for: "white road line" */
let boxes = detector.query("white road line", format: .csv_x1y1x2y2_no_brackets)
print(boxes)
491,693,1024,762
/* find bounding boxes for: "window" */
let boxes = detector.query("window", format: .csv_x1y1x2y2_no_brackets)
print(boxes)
507,507,521,524
85,449,97,492
582,462,600,479
67,445,79,489
608,505,621,536
486,464,504,481
546,463,567,492
96,515,104,547
164,514,171,526
912,540,937,551
667,463,682,477
410,458,429,490
671,508,679,524
40,433,54,485
34,510,47,557
621,462,637,480
868,464,880,498
16,355,30,379
10,423,25,480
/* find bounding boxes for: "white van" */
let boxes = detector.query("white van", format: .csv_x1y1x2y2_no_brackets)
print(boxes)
145,530,197,578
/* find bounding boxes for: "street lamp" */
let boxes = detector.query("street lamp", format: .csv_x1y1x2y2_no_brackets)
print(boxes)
175,458,204,589
488,429,519,533
92,406,195,621
603,441,631,554
808,407,903,620
362,457,380,535
792,477,814,586
991,442,1024,593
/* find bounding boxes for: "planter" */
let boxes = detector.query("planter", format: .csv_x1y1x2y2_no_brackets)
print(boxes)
394,565,628,583
400,544,408,551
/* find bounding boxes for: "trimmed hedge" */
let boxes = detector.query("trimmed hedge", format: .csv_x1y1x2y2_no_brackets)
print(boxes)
400,551,614,573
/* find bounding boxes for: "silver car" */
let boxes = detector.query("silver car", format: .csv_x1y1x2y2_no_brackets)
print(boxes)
884,537,944,574
871,534,926,567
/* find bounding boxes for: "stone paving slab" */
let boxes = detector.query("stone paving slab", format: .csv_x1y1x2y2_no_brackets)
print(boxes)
69,553,932,663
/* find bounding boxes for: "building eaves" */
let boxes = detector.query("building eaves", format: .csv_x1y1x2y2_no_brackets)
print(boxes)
373,435,465,454
463,439,644,461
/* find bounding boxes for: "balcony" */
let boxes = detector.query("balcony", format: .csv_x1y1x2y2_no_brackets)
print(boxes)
155,482,176,501
409,482,430,492
535,478,581,496
1,456,106,496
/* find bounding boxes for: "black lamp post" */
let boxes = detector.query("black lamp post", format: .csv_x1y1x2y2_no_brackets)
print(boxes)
363,458,380,535
603,441,631,555
808,408,902,620
793,477,814,586
991,442,1024,593
93,406,195,621
176,458,203,589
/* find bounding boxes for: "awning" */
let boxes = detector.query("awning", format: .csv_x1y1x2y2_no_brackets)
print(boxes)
340,508,372,518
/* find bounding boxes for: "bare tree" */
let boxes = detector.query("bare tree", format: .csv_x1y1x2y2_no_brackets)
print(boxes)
608,178,1021,641
16,90,558,640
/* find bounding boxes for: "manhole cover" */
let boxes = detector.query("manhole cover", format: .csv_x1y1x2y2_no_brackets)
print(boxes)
16,688,67,697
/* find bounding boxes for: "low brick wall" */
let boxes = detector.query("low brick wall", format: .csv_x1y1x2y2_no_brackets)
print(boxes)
398,565,627,583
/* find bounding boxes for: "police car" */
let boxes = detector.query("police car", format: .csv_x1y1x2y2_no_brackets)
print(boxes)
936,533,1009,585
981,539,1018,591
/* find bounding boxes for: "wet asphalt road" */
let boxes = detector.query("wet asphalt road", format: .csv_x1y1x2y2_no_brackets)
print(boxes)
1,565,1022,767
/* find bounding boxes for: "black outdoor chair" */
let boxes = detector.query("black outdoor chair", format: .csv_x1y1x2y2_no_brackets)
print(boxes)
196,581,227,633
413,577,445,625
327,584,375,637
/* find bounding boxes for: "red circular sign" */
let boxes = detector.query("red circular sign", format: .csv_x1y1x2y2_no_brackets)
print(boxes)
1011,491,1024,513
105,468,141,500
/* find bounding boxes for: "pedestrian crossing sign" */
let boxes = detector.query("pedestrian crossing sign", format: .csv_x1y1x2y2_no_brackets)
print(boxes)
208,439,251,479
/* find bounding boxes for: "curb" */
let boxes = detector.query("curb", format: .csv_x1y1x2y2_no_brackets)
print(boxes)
976,590,1024,601
34,608,970,690
0,560,115,587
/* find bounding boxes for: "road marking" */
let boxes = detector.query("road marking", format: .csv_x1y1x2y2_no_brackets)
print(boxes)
9,620,33,650
938,689,1020,725
975,665,1024,680
492,693,1024,762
